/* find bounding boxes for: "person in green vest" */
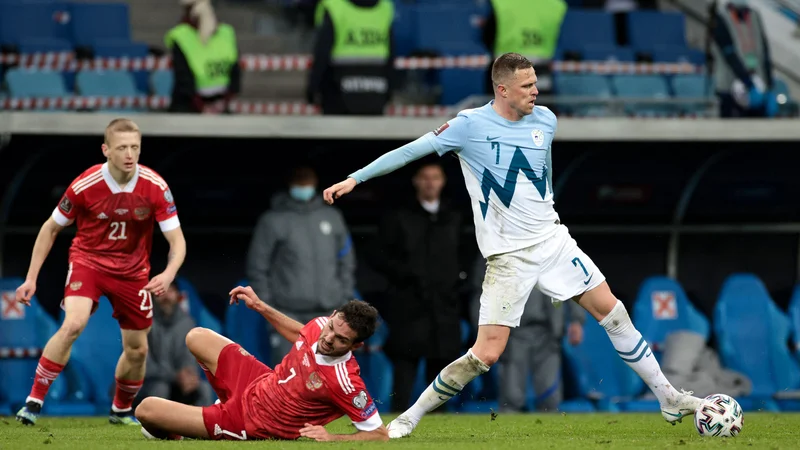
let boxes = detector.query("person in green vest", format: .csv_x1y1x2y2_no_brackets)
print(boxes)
307,0,395,115
164,0,241,114
481,0,567,94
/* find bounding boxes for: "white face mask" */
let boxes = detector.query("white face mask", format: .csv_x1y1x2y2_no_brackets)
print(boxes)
420,199,440,214
289,185,316,202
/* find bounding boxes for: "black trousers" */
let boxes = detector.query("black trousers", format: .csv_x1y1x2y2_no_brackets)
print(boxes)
390,356,453,412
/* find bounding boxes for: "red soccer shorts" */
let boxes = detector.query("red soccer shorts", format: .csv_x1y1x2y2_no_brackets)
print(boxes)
63,261,152,330
202,343,273,441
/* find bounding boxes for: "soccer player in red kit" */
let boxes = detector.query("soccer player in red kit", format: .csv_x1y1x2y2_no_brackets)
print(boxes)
135,286,389,442
14,119,187,426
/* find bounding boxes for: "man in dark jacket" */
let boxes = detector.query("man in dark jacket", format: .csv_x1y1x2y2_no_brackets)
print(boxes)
247,166,356,367
372,162,463,412
138,282,212,408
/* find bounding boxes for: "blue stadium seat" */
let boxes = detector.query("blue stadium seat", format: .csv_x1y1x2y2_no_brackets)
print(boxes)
176,277,222,334
5,68,69,97
558,11,615,52
784,284,800,364
16,38,73,54
670,74,713,116
391,0,417,56
553,73,612,117
714,273,800,411
68,3,132,48
562,309,651,412
414,4,484,55
632,276,710,357
90,40,150,93
581,45,635,62
651,47,705,65
438,67,486,105
610,74,674,117
224,279,272,364
75,70,140,109
626,11,687,51
65,296,123,412
0,277,94,415
0,2,70,46
150,70,174,96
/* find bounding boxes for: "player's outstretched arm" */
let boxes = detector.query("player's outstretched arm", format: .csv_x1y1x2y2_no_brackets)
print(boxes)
299,423,389,442
323,135,437,205
229,286,304,342
16,217,66,306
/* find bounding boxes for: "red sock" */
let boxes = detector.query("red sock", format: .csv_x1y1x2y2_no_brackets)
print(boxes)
112,377,143,412
198,360,229,403
29,357,65,404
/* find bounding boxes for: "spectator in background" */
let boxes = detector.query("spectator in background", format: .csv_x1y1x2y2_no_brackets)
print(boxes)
307,0,395,115
471,256,584,412
247,166,356,367
481,0,567,95
165,0,241,114
709,0,779,117
136,282,212,409
371,162,463,412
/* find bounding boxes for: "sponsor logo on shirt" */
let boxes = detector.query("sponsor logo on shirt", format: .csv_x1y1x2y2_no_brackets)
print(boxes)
238,347,251,357
59,197,73,214
433,122,449,136
164,189,174,204
166,204,177,215
115,209,129,215
97,212,108,220
70,281,82,291
302,353,311,368
360,402,376,419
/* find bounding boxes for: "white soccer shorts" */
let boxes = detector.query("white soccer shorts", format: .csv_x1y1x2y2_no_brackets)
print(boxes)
478,224,606,327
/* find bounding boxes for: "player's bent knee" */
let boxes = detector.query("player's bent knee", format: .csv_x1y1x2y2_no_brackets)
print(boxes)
123,341,149,364
135,397,157,423
59,317,88,341
185,327,212,350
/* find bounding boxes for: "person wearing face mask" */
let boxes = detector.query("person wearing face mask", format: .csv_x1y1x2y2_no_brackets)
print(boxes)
164,0,241,114
369,162,464,412
247,166,356,368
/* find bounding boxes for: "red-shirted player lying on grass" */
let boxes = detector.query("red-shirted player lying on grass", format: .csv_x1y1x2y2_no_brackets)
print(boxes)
134,286,389,442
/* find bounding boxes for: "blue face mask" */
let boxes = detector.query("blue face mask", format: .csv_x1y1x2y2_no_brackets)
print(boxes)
289,185,316,202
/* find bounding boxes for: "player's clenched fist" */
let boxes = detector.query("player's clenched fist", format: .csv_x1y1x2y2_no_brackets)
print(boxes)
299,423,334,442
16,279,36,306
229,285,264,310
322,178,357,205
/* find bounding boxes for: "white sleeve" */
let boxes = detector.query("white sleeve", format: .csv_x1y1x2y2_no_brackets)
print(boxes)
52,208,72,226
158,216,181,232
352,412,382,432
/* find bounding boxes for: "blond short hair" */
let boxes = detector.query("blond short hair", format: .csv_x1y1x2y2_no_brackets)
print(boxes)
104,118,141,144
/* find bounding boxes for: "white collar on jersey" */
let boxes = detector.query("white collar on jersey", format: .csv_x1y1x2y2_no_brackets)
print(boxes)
311,342,352,366
101,162,140,194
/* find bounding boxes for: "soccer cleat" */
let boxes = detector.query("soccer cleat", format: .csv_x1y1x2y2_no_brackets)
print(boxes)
109,410,141,426
15,402,41,426
386,415,417,439
661,389,702,425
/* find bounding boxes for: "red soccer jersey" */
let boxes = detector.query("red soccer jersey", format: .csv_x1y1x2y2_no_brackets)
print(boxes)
243,317,382,439
52,163,179,280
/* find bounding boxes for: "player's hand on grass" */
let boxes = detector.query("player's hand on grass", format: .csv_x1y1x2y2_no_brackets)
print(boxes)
229,286,264,310
299,423,334,442
15,279,36,306
323,178,357,205
143,272,174,297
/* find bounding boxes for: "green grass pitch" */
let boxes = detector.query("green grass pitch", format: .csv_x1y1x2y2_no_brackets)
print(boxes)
2,412,799,449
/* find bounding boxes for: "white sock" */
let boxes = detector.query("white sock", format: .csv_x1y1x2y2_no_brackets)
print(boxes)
403,350,490,424
599,300,679,405
111,404,132,414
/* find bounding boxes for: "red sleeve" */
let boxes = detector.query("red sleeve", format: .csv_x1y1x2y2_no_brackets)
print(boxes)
327,363,381,431
52,176,86,226
153,184,180,232
300,316,329,344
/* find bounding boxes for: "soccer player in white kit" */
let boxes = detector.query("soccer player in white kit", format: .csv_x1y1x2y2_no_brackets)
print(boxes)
323,53,702,438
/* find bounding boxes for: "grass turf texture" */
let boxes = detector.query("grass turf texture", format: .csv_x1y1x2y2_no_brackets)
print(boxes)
1,412,798,449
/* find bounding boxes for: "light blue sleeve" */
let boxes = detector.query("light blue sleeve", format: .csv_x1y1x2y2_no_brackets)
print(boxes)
348,135,437,184
424,114,470,156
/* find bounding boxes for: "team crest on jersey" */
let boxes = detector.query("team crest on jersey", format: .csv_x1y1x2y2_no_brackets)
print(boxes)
302,353,311,368
306,371,323,391
59,197,73,214
164,189,174,204
352,390,368,409
531,129,545,147
433,122,449,136
238,347,251,357
134,207,151,220
69,281,82,291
